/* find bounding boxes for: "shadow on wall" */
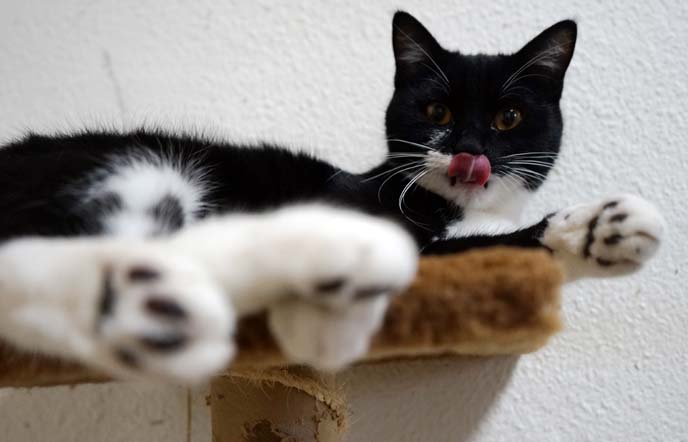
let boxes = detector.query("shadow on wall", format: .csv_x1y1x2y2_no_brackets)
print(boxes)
341,355,518,441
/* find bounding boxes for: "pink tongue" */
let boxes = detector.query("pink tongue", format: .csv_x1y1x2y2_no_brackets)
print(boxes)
448,153,491,186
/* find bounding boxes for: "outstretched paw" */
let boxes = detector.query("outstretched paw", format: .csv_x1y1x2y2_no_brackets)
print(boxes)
95,252,235,384
262,206,418,370
543,194,664,280
268,296,389,371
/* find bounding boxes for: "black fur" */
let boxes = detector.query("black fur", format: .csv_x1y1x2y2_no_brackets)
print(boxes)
98,269,116,319
128,266,161,282
0,12,577,253
149,194,185,233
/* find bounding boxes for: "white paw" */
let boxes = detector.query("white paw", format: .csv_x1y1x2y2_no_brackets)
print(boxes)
268,296,389,371
265,205,418,304
95,252,235,384
262,205,418,370
543,194,664,280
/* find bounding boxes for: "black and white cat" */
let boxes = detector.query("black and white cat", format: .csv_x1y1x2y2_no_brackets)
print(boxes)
0,12,663,383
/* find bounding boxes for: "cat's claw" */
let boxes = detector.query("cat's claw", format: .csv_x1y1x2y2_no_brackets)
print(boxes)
543,194,664,281
93,252,235,384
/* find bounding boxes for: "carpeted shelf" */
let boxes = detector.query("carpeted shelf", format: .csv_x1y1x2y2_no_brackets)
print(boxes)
0,247,562,388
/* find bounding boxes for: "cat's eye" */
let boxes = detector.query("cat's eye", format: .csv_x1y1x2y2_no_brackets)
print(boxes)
425,103,452,125
493,107,523,131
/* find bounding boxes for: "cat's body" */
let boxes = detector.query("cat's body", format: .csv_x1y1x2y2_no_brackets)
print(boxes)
0,131,449,244
0,12,663,384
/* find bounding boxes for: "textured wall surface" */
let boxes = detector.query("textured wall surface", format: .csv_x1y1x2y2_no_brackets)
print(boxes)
1,0,687,441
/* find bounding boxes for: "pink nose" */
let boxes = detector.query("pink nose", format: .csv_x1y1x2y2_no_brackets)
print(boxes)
448,153,491,186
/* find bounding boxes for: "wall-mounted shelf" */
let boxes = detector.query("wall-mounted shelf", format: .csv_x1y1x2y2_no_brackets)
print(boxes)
0,247,563,440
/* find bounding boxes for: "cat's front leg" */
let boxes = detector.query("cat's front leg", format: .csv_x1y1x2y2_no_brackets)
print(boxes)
257,207,418,370
0,238,235,384
169,204,419,370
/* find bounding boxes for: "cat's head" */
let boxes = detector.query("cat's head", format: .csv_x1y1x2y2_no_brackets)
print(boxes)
385,12,576,218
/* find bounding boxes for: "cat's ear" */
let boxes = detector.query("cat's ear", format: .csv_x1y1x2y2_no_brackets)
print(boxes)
515,20,577,81
392,11,445,86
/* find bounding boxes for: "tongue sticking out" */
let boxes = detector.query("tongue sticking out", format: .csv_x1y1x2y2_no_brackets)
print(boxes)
448,153,491,187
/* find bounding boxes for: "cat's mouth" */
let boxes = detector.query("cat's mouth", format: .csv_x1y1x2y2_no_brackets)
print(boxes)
447,154,491,187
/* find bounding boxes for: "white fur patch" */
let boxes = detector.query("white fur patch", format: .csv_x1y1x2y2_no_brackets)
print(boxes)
417,151,532,237
84,150,211,237
427,129,451,148
13,306,95,358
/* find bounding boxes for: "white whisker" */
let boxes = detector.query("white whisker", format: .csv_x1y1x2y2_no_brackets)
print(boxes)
509,167,548,181
362,160,425,182
497,173,525,194
506,160,555,167
386,138,435,151
376,164,426,204
398,169,426,211
398,169,432,230
505,73,556,89
500,152,558,159
386,153,430,159
424,77,451,94
507,165,553,172
325,169,345,183
502,50,556,91
421,63,451,90
496,163,548,183
501,85,535,95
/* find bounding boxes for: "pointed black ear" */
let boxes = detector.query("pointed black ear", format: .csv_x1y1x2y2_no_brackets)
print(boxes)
514,20,577,81
392,11,445,86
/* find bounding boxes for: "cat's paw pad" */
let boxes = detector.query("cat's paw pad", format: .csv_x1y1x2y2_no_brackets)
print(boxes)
268,296,389,371
95,255,235,384
543,194,664,279
269,205,418,309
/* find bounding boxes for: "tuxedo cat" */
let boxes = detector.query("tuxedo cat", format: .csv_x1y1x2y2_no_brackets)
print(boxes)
0,12,662,383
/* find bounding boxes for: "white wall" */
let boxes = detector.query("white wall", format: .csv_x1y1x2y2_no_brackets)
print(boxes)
1,0,686,440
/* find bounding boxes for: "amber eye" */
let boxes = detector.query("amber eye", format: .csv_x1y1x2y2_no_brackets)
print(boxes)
425,102,452,125
493,107,523,131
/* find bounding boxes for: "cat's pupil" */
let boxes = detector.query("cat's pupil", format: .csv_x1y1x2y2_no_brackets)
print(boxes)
432,106,445,120
503,109,517,125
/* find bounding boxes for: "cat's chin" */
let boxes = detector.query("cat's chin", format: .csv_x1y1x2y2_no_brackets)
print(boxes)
418,171,532,220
